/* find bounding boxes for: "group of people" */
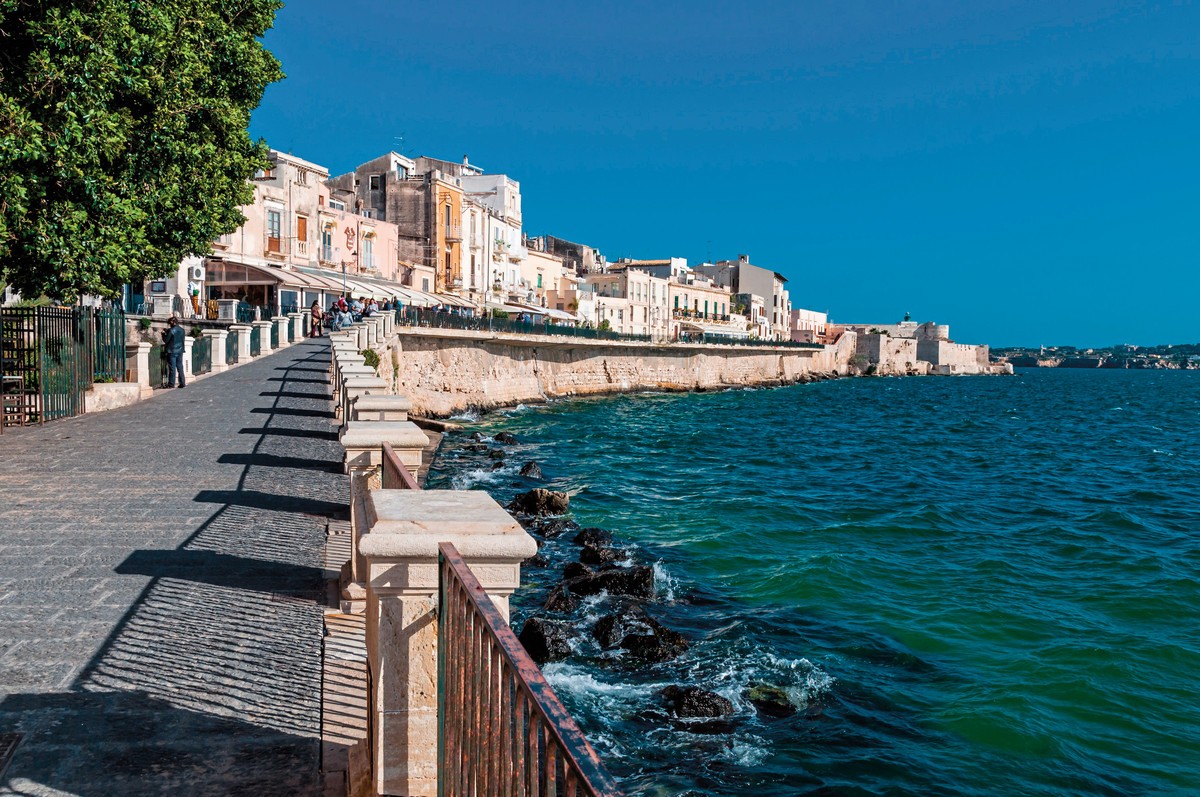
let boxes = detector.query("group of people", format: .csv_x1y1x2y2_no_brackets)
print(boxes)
308,295,404,337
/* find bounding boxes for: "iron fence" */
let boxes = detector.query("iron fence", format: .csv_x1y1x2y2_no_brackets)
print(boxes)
700,333,821,349
438,542,622,797
192,335,212,376
147,343,165,388
270,322,280,350
288,318,296,343
396,308,650,343
236,303,259,323
226,330,239,364
93,306,126,381
249,325,262,357
1,306,110,426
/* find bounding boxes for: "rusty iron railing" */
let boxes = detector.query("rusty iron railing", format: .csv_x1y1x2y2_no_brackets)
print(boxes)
381,441,420,490
438,542,622,797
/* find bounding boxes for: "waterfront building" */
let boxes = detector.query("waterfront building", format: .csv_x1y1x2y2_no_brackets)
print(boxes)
326,153,471,299
790,308,829,343
153,150,451,320
696,254,792,340
582,264,671,339
539,234,607,275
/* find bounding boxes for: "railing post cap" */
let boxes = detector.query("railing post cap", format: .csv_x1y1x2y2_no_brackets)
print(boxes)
360,490,536,560
340,420,429,449
352,395,412,412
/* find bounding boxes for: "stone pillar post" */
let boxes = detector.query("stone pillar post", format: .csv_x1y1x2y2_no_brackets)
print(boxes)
273,316,290,349
288,312,304,342
359,490,536,797
342,376,388,429
351,395,411,422
182,335,195,380
252,320,274,354
229,324,252,363
125,341,153,398
381,312,394,339
335,360,371,409
355,322,369,350
339,420,430,612
202,329,228,373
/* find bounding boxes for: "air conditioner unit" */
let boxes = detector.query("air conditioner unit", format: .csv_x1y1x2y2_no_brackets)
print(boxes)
190,265,205,281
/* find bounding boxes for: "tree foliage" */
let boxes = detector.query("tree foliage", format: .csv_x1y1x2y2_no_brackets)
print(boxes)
0,0,283,300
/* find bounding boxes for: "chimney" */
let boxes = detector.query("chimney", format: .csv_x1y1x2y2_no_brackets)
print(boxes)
738,254,749,264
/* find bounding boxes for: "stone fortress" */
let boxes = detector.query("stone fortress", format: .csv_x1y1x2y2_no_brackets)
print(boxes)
835,319,1010,376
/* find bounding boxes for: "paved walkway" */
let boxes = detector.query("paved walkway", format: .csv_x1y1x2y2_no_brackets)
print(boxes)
0,339,346,796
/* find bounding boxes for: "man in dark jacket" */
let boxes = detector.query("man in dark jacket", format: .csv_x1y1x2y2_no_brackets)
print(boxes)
161,316,186,388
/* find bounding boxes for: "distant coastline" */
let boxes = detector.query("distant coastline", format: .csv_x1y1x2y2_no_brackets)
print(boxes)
995,343,1199,370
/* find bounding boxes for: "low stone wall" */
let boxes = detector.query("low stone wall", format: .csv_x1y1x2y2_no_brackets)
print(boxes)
383,328,851,417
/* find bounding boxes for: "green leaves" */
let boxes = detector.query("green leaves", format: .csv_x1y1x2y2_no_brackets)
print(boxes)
0,0,283,300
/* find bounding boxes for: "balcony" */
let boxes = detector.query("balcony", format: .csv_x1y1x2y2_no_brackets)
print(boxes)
444,224,463,243
264,236,284,258
295,240,308,257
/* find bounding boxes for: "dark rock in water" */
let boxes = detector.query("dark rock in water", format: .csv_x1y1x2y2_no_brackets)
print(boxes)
462,443,487,453
490,461,506,471
593,603,688,662
662,686,734,718
487,448,506,460
573,527,613,547
568,565,655,600
508,488,569,517
542,585,580,613
562,561,595,581
471,432,487,441
522,553,550,569
519,461,543,479
518,618,573,664
745,682,796,717
534,517,579,538
579,545,623,565
494,431,519,445
672,717,737,735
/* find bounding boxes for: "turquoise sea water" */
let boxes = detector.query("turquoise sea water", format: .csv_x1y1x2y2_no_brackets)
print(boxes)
427,369,1200,796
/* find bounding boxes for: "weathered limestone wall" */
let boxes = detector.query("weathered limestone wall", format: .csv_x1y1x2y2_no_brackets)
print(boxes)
383,329,849,417
855,333,930,376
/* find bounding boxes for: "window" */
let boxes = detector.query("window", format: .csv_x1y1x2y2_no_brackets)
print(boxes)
674,295,679,309
297,169,308,186
395,165,408,179
445,205,452,227
297,215,307,241
422,277,430,291
266,209,282,253
321,226,333,262
330,199,345,211
363,235,375,270
369,175,381,191
360,208,374,219
704,300,709,317
536,274,542,288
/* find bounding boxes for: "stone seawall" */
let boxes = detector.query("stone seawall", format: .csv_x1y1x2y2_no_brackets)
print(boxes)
380,329,857,417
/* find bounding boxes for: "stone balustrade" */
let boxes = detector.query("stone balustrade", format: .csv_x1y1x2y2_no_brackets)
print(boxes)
358,489,536,796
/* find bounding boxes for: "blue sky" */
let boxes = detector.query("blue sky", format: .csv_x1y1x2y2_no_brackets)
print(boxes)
250,1,1199,347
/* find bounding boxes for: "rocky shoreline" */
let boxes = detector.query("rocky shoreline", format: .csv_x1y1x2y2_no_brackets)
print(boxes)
430,428,809,741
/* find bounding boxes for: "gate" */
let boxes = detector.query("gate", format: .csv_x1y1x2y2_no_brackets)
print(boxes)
0,306,95,426
93,306,126,381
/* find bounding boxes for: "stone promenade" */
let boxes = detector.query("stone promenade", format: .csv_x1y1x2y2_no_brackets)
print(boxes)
0,339,346,796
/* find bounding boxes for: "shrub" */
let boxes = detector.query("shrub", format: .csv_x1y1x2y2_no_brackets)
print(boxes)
361,349,381,370
138,317,152,331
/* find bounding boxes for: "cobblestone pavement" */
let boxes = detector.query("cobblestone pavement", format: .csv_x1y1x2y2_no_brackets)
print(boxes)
0,340,345,796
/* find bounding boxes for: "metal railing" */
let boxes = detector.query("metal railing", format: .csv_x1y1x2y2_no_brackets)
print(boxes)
226,330,239,364
270,322,280,350
249,325,262,357
381,441,421,490
396,308,650,343
236,303,259,323
191,335,212,376
93,306,126,381
700,333,821,349
148,343,165,387
439,543,622,797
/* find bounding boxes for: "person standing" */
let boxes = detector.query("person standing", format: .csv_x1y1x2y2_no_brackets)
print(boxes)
161,316,186,388
309,301,324,337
